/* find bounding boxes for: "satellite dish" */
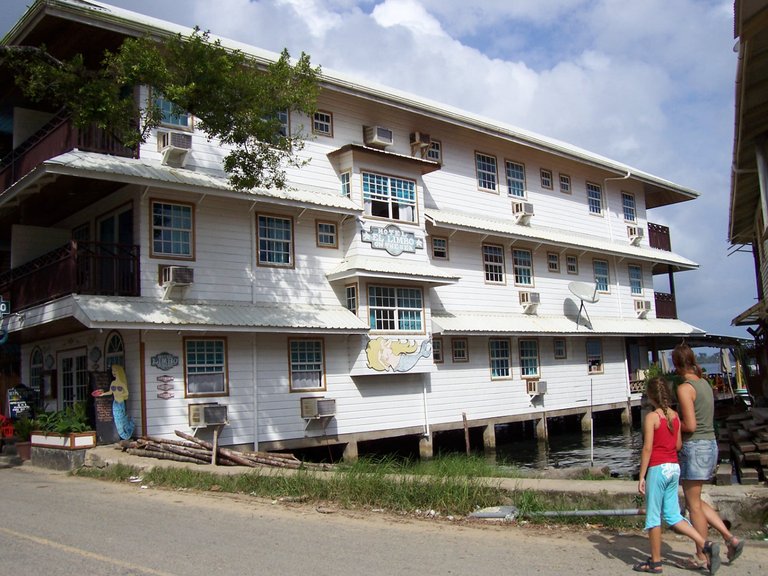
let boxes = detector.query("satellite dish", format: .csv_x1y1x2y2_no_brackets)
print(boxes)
568,281,599,329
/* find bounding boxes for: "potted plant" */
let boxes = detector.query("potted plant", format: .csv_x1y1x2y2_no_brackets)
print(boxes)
31,403,96,450
13,416,35,460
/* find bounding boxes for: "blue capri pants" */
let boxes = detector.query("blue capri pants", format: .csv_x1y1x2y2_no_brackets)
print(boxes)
644,462,686,531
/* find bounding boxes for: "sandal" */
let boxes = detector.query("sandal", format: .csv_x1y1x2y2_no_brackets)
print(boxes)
703,541,721,575
726,536,744,563
678,556,707,571
633,558,663,573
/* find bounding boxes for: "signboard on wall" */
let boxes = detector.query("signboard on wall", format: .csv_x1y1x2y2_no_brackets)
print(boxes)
361,224,424,256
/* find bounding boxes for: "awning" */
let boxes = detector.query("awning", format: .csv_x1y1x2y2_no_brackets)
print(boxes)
731,300,765,326
5,295,369,334
327,255,459,285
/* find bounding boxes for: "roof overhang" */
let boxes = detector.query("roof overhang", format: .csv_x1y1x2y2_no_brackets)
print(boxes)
327,144,442,175
731,299,766,326
327,255,459,285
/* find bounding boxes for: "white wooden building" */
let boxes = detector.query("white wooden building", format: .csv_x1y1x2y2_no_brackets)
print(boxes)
0,0,705,458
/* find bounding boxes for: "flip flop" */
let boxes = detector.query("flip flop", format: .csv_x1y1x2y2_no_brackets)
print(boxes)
726,536,744,563
703,541,721,575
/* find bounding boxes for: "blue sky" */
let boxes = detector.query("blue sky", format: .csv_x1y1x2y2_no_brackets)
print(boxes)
0,0,752,339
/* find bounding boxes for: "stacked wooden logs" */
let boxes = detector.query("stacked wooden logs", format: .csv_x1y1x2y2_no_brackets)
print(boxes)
119,430,331,470
724,409,768,485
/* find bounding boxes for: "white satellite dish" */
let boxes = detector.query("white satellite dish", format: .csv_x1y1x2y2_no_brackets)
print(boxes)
568,281,599,329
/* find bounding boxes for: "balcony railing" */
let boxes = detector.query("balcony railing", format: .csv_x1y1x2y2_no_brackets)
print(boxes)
648,222,671,251
0,241,140,312
654,292,677,319
0,110,137,191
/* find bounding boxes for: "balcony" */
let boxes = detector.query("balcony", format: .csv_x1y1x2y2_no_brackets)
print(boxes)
654,292,677,319
0,110,137,191
0,241,140,312
648,222,671,251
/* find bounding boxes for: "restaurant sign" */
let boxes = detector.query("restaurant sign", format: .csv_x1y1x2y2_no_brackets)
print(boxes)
361,224,423,256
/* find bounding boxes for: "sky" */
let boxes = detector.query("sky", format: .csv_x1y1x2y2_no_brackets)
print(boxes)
0,0,754,340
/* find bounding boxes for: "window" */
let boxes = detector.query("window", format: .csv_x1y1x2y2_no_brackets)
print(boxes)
593,259,609,292
540,168,553,190
482,244,505,283
622,192,637,222
431,236,448,260
452,338,469,362
587,182,603,214
59,349,88,408
289,339,325,391
553,338,567,359
505,160,526,198
427,140,442,163
476,152,498,191
586,338,603,374
489,338,512,379
340,171,351,198
362,172,416,222
628,264,643,295
316,221,337,248
151,200,194,258
104,331,125,370
154,94,190,128
345,284,358,314
566,254,579,274
513,248,533,286
368,286,423,331
184,338,228,397
257,214,293,267
312,110,333,136
30,347,43,398
519,339,540,378
547,252,560,273
559,173,571,194
433,337,444,363
276,109,289,137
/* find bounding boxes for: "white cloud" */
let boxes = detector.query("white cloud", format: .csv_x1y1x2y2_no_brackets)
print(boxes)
371,0,445,37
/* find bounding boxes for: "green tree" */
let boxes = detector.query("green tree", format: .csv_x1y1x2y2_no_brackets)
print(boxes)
1,29,320,191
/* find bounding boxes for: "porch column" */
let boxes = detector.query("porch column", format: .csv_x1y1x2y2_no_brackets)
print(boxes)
419,435,434,460
482,424,496,453
342,439,358,463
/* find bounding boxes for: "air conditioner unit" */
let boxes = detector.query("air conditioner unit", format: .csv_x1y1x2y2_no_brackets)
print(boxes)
162,265,194,286
300,397,336,419
512,201,534,224
363,125,394,148
158,131,192,167
526,380,547,395
519,291,541,314
634,299,651,318
627,225,645,246
188,403,228,427
409,131,431,148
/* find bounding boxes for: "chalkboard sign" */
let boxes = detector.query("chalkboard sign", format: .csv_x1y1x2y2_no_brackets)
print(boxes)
91,371,120,444
7,387,31,419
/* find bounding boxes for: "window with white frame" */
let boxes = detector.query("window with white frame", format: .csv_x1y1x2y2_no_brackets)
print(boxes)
345,284,358,314
433,337,444,363
593,259,609,292
368,286,423,331
559,173,571,194
540,168,553,190
276,109,289,137
257,214,293,266
431,236,448,260
452,338,469,362
482,244,505,283
476,152,497,191
312,110,333,136
519,339,540,378
151,200,194,258
586,338,603,374
427,140,442,163
104,331,125,371
30,347,43,398
628,264,643,295
185,338,228,396
587,182,603,214
513,248,533,286
505,160,526,198
566,254,579,274
362,172,416,222
340,171,351,198
154,93,190,128
489,338,512,379
316,221,337,248
553,338,567,359
547,252,560,273
289,339,325,391
622,192,637,222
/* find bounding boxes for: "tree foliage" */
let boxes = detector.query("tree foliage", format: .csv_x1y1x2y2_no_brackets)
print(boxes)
2,29,320,191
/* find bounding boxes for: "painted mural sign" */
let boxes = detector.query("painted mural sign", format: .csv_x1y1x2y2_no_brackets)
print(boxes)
361,224,423,256
150,352,179,371
365,337,433,372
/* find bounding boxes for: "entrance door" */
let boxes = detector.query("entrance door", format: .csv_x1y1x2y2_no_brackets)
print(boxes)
97,205,134,294
58,349,88,409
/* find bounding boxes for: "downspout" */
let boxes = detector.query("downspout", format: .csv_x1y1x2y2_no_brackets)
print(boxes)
422,373,431,438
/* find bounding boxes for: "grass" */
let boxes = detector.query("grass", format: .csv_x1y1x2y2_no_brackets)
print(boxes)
74,454,645,529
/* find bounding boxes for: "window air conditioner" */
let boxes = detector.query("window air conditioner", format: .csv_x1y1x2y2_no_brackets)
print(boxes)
363,125,394,148
158,131,192,167
526,380,547,395
188,403,228,427
162,265,194,286
519,291,540,314
300,397,336,419
512,201,534,224
634,299,651,318
627,226,645,246
409,131,431,148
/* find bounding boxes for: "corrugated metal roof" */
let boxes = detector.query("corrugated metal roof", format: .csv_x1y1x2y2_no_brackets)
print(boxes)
327,255,460,284
432,311,704,337
39,150,361,213
70,295,368,333
425,208,698,270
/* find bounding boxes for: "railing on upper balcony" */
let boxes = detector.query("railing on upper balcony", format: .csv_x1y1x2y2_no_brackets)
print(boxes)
648,222,671,251
0,241,140,312
654,292,677,319
0,109,137,191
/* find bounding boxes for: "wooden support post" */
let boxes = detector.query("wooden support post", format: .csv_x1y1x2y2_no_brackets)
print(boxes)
211,425,220,465
462,412,470,456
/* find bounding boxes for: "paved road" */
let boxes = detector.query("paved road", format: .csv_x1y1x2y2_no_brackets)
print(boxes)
1,466,766,575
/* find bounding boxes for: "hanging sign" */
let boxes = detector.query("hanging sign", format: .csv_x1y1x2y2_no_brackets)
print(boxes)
361,224,423,256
